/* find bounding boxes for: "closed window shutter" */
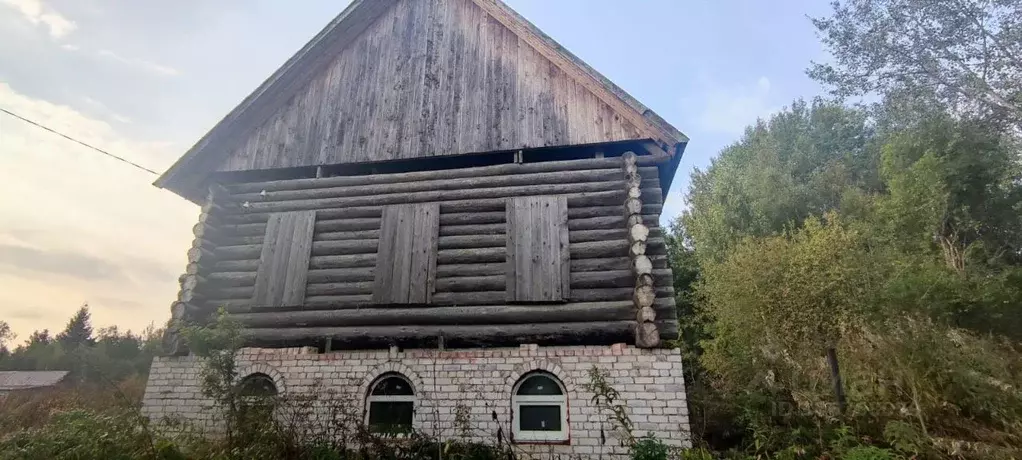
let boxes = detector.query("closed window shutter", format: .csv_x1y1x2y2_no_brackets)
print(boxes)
505,196,570,302
373,203,440,304
252,210,316,307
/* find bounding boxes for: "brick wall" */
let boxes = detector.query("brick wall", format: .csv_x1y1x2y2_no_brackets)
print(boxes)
143,343,690,458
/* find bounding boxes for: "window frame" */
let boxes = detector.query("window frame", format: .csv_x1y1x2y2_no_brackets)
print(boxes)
365,373,416,435
237,372,278,399
511,372,569,443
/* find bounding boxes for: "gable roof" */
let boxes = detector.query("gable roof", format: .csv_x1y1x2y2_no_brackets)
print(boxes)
0,371,68,391
156,0,687,202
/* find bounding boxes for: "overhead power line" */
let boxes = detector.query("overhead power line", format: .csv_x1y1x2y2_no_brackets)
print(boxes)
0,107,159,175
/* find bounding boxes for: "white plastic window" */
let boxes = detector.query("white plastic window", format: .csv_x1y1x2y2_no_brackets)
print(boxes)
366,373,415,434
512,372,569,442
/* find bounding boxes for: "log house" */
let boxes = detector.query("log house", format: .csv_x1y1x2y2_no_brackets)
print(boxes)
144,0,692,452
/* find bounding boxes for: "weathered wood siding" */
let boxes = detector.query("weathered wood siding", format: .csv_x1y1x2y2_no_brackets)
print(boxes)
188,156,676,347
372,203,440,304
252,211,316,307
505,196,570,302
215,0,645,173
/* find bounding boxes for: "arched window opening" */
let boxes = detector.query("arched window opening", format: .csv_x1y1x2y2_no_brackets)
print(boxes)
238,373,278,398
366,373,415,434
512,372,568,442
237,372,278,422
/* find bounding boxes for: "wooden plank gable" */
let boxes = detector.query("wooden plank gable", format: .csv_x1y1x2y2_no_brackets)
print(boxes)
373,203,440,304
214,0,647,174
252,210,316,307
505,196,569,302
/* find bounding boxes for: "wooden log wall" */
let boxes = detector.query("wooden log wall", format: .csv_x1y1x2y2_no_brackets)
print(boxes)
178,155,677,348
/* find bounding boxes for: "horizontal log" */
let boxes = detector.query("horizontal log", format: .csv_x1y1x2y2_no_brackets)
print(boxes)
435,275,504,292
440,223,505,236
433,270,672,293
570,257,631,272
219,192,630,224
217,213,638,241
221,228,382,246
436,263,504,278
239,321,637,348
232,169,624,204
316,230,380,241
235,182,623,213
307,267,375,284
438,234,503,250
226,157,668,194
203,261,660,292
654,297,678,321
571,269,672,289
571,286,675,303
571,229,627,243
431,291,505,305
215,239,380,260
437,247,504,265
569,216,624,230
441,211,504,226
207,289,680,318
214,253,377,272
305,282,373,296
230,301,636,328
223,206,380,225
642,188,663,205
208,239,663,275
204,272,255,287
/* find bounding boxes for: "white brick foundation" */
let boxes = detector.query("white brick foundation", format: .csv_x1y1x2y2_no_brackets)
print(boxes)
143,343,690,458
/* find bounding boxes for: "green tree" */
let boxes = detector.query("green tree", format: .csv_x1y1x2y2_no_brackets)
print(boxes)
57,304,94,350
0,321,14,355
810,0,1022,127
878,115,1022,270
682,99,879,263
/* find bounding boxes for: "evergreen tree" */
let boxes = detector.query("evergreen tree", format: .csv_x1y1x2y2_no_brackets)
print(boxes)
57,304,94,349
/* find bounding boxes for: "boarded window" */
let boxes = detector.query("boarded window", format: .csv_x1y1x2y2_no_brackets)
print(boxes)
373,203,440,304
505,196,570,302
252,210,317,307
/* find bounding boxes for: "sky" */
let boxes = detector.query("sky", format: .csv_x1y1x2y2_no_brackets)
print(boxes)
0,0,833,340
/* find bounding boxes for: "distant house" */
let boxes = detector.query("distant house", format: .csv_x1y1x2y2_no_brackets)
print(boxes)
0,371,69,396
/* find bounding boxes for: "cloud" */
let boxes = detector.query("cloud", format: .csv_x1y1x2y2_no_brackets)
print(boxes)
0,243,123,281
94,296,143,311
1,0,75,39
0,81,196,339
97,49,180,77
83,96,132,124
694,76,782,135
4,307,44,321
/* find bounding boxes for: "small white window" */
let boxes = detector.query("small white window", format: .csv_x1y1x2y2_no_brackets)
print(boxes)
366,373,415,434
512,372,569,443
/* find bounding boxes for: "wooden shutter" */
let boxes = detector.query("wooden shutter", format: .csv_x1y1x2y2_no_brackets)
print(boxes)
252,210,316,307
373,203,440,304
505,196,570,302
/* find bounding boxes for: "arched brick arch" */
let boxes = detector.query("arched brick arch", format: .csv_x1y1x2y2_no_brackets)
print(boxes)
505,359,576,399
357,361,425,400
236,362,287,394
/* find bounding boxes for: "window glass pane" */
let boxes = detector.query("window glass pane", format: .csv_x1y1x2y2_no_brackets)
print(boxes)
368,401,414,433
516,375,562,395
371,376,414,396
519,405,561,431
238,374,277,397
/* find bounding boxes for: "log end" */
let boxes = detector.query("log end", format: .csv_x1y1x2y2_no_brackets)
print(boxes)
635,322,660,348
633,285,656,309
